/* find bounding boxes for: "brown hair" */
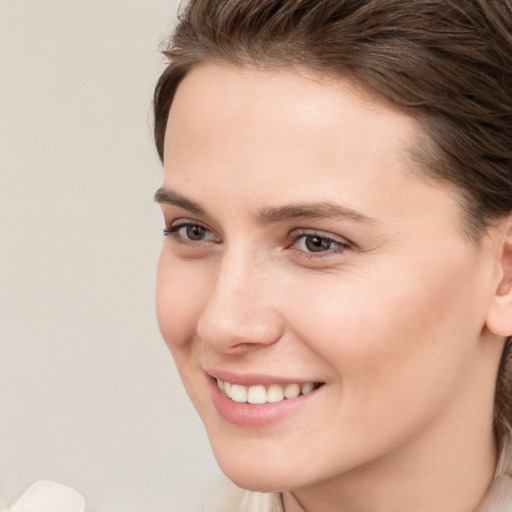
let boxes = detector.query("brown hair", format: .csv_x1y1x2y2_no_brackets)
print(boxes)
153,0,512,444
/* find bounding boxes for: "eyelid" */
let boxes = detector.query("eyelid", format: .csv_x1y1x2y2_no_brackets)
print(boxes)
287,228,352,255
289,228,351,244
163,218,220,242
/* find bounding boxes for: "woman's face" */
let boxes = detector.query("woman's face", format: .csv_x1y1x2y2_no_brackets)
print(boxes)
156,64,503,492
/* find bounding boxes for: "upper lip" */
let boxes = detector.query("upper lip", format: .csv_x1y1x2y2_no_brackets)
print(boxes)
205,369,324,387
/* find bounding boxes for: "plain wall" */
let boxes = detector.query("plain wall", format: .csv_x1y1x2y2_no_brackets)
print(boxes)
0,1,223,510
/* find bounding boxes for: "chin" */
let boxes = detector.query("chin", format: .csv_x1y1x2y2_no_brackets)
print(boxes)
222,467,293,493
212,446,316,493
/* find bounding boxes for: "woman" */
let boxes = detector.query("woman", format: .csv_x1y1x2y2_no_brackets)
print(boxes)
153,1,512,510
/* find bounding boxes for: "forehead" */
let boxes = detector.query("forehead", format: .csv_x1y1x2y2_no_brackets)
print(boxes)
165,64,421,181
164,64,427,199
165,64,420,166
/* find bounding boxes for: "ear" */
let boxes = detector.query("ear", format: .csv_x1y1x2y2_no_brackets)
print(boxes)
485,214,512,338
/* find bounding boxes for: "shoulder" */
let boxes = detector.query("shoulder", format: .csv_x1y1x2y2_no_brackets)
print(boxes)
204,480,283,512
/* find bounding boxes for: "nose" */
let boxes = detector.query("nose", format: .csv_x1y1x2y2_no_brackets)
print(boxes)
196,249,284,354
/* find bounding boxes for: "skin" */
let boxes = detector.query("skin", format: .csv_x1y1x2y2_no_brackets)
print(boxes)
156,64,512,512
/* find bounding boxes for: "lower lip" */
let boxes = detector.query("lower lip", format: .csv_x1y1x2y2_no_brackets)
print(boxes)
209,378,322,427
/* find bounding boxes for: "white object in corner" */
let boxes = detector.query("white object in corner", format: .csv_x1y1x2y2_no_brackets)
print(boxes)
4,481,86,512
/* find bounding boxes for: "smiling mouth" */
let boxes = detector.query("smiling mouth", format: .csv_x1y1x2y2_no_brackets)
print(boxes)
216,379,324,404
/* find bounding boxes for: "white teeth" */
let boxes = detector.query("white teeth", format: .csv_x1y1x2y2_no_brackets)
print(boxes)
230,384,247,403
301,382,314,395
267,384,284,403
247,385,267,404
284,383,300,399
216,379,319,404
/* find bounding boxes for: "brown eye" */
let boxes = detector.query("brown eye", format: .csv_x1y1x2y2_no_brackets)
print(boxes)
291,230,351,257
164,222,218,242
303,235,335,252
184,224,207,240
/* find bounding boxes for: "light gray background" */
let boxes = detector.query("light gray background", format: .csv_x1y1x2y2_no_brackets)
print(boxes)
0,1,223,510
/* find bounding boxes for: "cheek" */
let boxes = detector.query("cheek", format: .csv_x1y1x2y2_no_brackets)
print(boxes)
282,247,487,405
156,252,214,414
156,252,206,353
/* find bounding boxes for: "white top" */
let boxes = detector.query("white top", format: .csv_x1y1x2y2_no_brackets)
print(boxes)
204,440,512,512
1,481,86,512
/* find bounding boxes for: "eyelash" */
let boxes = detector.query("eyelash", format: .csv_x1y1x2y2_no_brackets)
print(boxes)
288,229,351,259
163,221,352,258
163,221,218,243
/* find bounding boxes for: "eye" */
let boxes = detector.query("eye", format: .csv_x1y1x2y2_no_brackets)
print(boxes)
291,231,351,256
297,235,338,252
163,221,218,242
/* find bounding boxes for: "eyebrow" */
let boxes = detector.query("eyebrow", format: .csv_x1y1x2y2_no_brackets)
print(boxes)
154,188,205,215
154,187,376,224
258,202,376,224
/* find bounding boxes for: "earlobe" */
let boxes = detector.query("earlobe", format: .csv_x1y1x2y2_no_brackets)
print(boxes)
486,215,512,338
